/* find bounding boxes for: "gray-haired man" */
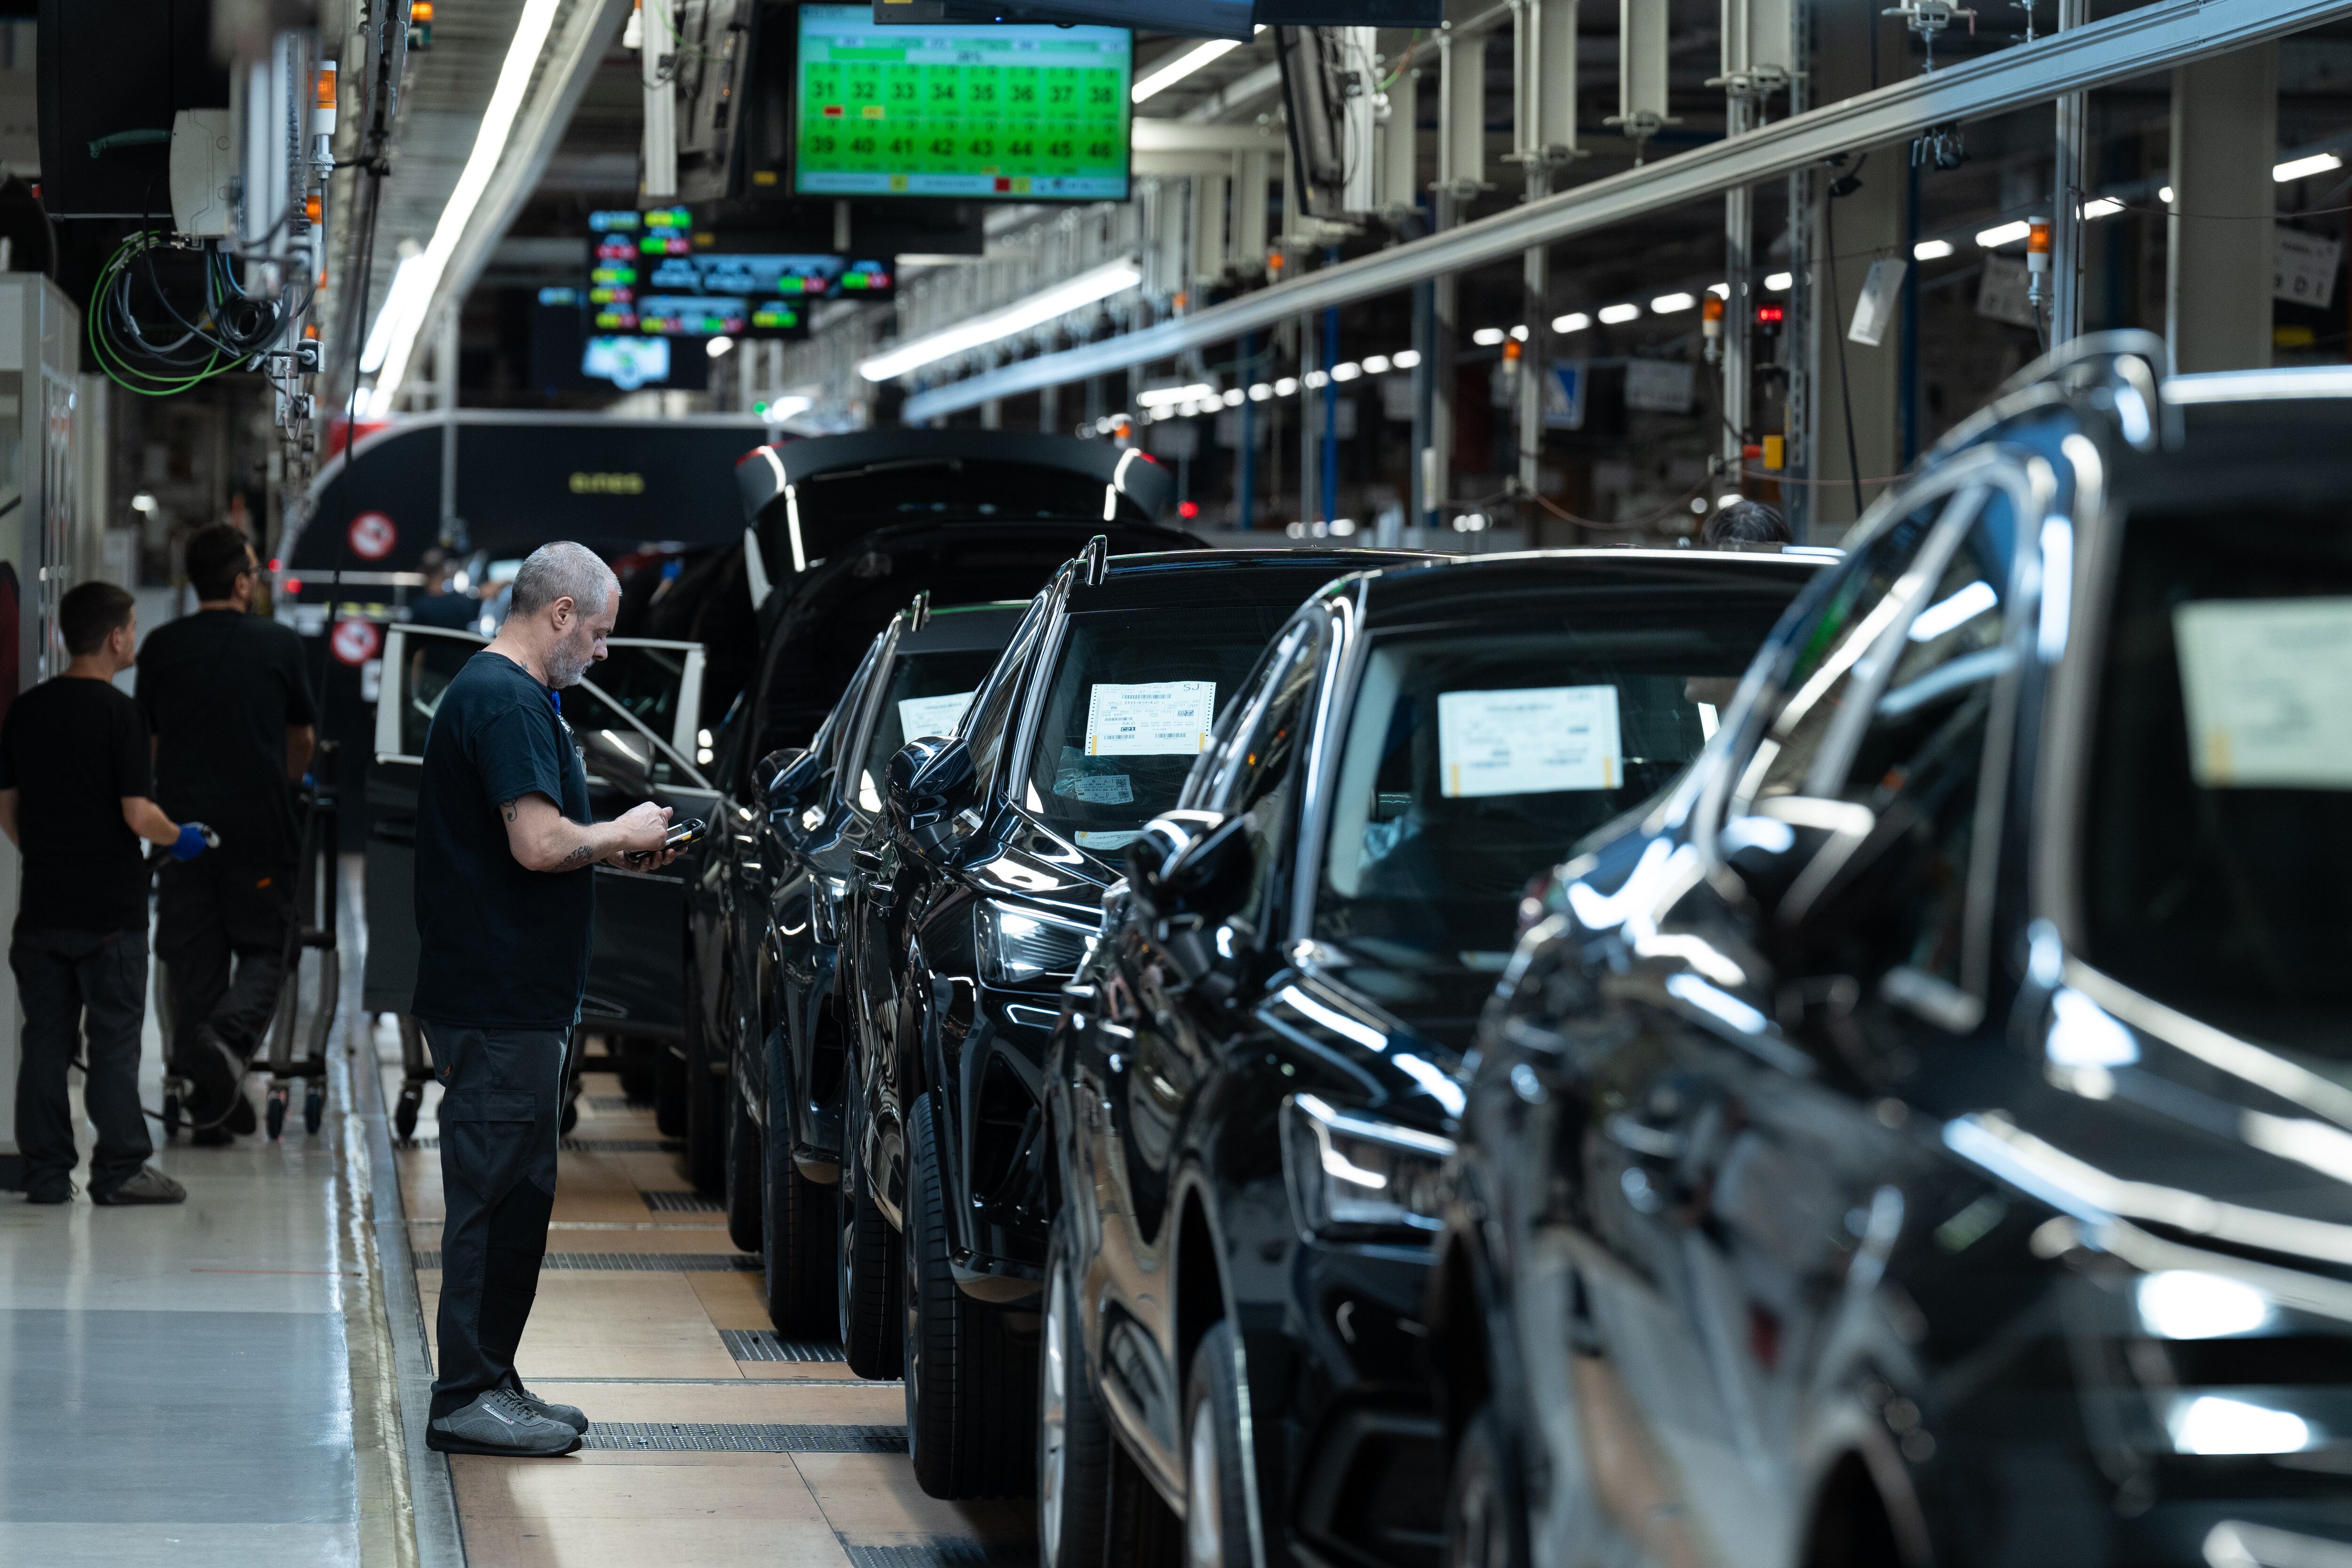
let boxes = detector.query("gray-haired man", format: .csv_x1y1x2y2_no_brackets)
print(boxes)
413,541,678,1457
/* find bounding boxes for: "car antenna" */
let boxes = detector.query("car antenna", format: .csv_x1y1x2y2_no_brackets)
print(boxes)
908,589,931,631
1081,534,1109,587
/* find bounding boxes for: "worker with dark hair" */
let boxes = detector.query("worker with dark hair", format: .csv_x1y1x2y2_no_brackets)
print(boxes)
1703,498,1794,548
136,523,318,1143
411,547,484,633
0,581,210,1204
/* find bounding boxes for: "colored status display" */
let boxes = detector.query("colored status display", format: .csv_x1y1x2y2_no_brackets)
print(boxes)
793,6,1130,202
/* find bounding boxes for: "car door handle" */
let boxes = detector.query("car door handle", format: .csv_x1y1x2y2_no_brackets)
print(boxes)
1605,1111,1686,1160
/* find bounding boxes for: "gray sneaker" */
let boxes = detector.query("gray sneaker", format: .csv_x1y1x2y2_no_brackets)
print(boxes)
91,1168,187,1206
511,1382,588,1434
426,1387,582,1457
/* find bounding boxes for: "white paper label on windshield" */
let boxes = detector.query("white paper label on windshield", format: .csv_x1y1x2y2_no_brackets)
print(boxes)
2175,598,2352,788
1068,773,1134,804
1085,680,1216,756
1076,829,1145,851
897,691,974,741
1437,685,1622,797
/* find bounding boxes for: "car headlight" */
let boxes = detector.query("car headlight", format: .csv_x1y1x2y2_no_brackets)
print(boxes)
1281,1092,1455,1237
977,899,1095,984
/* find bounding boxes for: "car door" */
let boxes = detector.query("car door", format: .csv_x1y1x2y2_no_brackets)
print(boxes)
1090,611,1335,1479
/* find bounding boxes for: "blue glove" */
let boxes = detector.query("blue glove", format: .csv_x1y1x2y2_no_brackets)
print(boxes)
171,823,217,862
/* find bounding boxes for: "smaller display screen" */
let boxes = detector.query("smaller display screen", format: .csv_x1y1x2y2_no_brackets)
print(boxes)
581,335,673,390
586,210,886,339
793,5,1131,202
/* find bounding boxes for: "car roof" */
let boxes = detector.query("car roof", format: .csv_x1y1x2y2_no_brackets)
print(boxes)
898,600,1028,654
1340,546,1830,621
1069,548,1446,612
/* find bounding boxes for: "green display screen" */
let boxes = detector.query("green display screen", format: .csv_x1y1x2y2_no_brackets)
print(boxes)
793,6,1131,202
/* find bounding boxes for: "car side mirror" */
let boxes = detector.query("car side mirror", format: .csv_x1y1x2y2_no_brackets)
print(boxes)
886,736,980,863
760,748,821,819
1716,796,1877,928
1125,810,1253,987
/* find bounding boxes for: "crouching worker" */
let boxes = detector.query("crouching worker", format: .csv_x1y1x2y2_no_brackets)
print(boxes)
0,582,213,1205
413,542,678,1456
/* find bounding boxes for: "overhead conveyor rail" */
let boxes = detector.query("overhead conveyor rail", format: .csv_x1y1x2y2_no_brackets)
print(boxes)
900,0,2352,424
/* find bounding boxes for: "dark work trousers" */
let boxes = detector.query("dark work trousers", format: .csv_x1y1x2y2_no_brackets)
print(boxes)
11,929,154,1196
423,1020,565,1420
155,854,296,1066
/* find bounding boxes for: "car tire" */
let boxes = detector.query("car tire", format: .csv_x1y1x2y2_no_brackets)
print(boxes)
1040,1215,1117,1568
683,964,728,1195
1446,1401,1526,1568
903,1092,1035,1499
654,1046,687,1138
836,1062,903,1380
725,1088,763,1254
1182,1321,1255,1568
763,1058,837,1337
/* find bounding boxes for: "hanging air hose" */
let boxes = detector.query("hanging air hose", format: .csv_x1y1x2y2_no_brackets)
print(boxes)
86,232,310,398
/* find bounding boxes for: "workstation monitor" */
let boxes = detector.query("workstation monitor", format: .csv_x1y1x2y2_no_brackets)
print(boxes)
794,6,1131,202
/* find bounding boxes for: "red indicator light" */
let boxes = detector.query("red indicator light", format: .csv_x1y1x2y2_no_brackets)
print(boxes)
285,577,303,594
1755,305,1785,325
1178,501,1200,519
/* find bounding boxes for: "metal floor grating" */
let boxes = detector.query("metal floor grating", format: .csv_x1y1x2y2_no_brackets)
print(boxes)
582,1422,901,1453
841,1547,1032,1568
405,1137,682,1154
720,1328,848,1363
643,1190,725,1213
412,1252,759,1273
586,1095,657,1111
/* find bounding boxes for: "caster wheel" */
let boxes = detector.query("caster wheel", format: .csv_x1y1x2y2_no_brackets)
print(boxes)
303,1086,324,1135
266,1087,289,1141
560,1098,580,1136
394,1084,422,1143
163,1090,182,1141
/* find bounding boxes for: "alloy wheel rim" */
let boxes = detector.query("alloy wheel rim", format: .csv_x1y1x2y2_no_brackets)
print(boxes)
1039,1261,1069,1563
1186,1409,1222,1568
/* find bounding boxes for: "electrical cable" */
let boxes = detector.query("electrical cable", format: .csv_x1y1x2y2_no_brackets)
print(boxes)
1823,172,1867,519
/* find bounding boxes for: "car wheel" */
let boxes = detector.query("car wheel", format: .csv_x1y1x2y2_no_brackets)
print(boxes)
655,1045,687,1138
1182,1321,1255,1568
903,1092,1035,1499
836,1062,903,1380
1446,1401,1526,1568
683,969,729,1194
763,1058,836,1337
725,1088,763,1253
1041,1216,1116,1568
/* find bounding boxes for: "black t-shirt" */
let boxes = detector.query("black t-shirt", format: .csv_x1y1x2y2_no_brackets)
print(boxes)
0,677,153,937
412,651,595,1029
135,609,317,865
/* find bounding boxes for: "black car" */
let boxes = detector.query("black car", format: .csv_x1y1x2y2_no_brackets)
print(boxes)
681,430,1195,1194
1432,341,2352,1568
1042,547,1827,1568
841,543,1438,1498
725,595,1028,1335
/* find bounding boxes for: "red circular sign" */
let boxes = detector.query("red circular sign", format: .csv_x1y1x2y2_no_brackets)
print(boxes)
348,511,397,561
332,617,381,667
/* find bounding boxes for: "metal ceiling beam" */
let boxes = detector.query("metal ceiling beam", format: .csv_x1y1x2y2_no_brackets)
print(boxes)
902,0,2352,422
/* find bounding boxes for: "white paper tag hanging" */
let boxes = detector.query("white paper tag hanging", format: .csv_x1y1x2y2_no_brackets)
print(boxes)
2174,597,2352,788
897,691,975,741
1085,680,1216,756
1849,257,1908,346
1437,685,1622,797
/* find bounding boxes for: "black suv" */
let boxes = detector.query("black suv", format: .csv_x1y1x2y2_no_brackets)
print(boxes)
682,430,1193,1193
1044,548,1826,1568
724,596,1027,1335
840,543,1436,1498
1433,340,2352,1568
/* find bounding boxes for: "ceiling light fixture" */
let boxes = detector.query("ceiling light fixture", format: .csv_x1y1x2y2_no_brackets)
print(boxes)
1598,302,1642,324
1977,219,2033,248
1914,238,1955,260
2274,151,2344,183
859,258,1141,381
1130,25,1264,104
1651,292,1696,314
1553,311,1591,333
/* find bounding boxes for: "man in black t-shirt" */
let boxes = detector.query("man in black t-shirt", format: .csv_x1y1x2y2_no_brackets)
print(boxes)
412,541,676,1458
136,523,317,1141
409,548,484,633
1,583,215,1205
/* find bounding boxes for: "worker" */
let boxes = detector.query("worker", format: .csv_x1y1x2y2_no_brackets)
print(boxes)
1703,498,1793,548
136,523,318,1143
1,582,211,1205
410,547,484,633
412,541,677,1457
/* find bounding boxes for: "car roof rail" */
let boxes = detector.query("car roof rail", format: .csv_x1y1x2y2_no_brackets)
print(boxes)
906,589,931,631
1987,328,2171,452
1081,533,1110,586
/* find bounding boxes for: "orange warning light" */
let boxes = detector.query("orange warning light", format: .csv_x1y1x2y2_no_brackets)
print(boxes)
304,194,322,225
315,64,337,109
2026,218,2052,255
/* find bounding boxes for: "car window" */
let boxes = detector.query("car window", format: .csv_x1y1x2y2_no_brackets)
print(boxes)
399,631,484,757
960,590,1052,795
1201,614,1330,936
2083,500,2352,1061
1017,599,1294,854
851,642,1007,816
560,678,699,793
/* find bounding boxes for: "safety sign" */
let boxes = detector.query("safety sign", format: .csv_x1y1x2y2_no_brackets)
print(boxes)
348,511,397,560
332,617,383,667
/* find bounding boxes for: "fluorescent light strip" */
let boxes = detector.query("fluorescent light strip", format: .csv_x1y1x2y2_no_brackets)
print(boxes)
1914,238,1955,260
1977,219,2032,248
859,259,1141,382
366,0,564,413
2275,151,2344,183
359,254,428,373
1132,32,1255,104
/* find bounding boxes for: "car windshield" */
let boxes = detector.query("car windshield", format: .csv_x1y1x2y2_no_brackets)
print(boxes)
2085,503,2352,1064
853,645,1008,814
1316,608,1798,965
1022,603,1294,852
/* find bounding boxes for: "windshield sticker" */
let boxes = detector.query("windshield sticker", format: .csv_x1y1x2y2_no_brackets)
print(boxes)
1085,680,1216,756
1067,773,1134,804
897,691,974,740
1076,829,1145,851
1437,685,1622,797
2175,598,2352,788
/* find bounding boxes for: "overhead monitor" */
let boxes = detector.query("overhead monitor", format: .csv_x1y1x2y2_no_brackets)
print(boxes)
581,336,675,391
794,5,1132,202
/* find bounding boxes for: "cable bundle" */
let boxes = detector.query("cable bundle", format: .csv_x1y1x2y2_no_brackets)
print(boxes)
87,232,309,397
